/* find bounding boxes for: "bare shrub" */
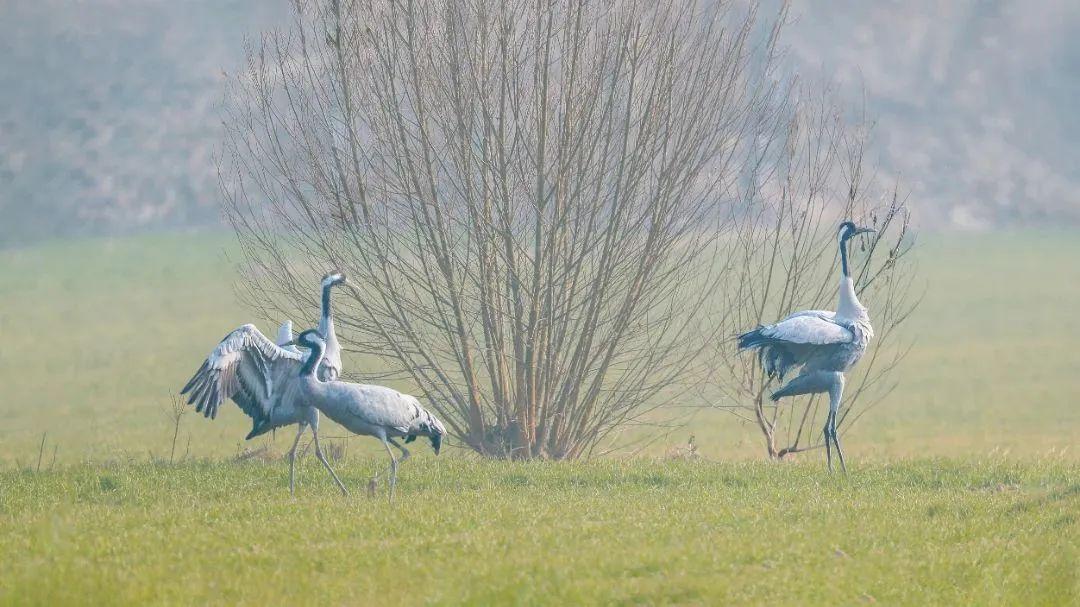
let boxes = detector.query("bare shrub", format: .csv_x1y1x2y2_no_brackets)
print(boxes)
221,0,798,459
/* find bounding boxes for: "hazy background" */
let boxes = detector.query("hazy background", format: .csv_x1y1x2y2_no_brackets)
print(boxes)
1,0,1078,465
1,5,1077,604
2,0,1079,247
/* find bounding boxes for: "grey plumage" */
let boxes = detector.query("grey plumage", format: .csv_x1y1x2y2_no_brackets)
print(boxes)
179,323,344,495
246,271,344,436
737,310,869,392
290,329,446,500
180,272,348,494
737,221,876,472
181,323,306,425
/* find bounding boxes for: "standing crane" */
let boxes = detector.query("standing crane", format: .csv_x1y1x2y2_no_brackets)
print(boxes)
286,329,446,500
180,272,348,494
737,221,877,472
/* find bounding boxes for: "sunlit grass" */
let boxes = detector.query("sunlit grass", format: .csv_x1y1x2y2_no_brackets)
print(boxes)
1,458,1076,605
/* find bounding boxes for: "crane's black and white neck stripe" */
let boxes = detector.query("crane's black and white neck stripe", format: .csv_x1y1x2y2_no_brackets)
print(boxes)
319,272,345,335
835,221,873,322
315,272,346,382
838,221,859,278
297,329,326,378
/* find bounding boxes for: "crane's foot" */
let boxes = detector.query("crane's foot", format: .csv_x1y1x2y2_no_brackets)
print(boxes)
387,465,398,504
834,439,848,475
830,417,848,475
824,426,834,473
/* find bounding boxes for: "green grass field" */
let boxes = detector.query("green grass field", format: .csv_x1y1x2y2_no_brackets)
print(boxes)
1,230,1079,605
2,230,1078,463
2,459,1077,605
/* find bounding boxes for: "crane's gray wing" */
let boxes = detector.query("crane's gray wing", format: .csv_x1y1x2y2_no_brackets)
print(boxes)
782,309,836,322
181,324,304,421
760,314,852,345
737,313,853,379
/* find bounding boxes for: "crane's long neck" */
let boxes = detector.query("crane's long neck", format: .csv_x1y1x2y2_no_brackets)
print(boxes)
319,283,335,339
836,234,866,321
840,233,851,278
300,339,325,378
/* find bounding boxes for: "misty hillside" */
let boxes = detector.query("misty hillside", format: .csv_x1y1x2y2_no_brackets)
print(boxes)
0,1,287,246
2,0,1078,247
785,0,1080,229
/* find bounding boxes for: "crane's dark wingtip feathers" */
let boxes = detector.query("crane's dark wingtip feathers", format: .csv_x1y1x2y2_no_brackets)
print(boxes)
180,362,209,395
182,367,223,420
736,327,766,351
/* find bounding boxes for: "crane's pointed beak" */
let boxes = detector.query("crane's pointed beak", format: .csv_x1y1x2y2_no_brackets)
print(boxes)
855,227,877,236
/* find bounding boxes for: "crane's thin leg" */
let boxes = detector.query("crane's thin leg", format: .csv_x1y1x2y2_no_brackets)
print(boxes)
827,373,848,475
831,411,848,474
373,439,409,481
381,438,398,503
287,422,306,497
388,437,411,463
313,429,349,496
823,417,834,473
370,439,408,500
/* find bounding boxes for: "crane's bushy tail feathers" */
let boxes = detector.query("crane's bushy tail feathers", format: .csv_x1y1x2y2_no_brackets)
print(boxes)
736,327,766,350
405,409,447,455
403,432,443,455
737,327,796,380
